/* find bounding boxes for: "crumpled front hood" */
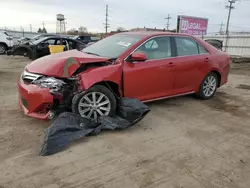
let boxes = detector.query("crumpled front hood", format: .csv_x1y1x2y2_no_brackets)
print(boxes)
26,50,110,78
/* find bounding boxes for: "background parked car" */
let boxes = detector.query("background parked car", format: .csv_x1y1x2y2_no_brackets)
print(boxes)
205,39,223,51
0,31,14,54
7,36,85,59
71,35,100,44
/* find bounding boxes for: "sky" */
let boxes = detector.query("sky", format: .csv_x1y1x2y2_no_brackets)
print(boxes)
0,0,250,33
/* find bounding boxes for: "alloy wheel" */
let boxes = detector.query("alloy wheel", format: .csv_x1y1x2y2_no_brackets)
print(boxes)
203,75,217,97
0,46,5,54
78,92,111,119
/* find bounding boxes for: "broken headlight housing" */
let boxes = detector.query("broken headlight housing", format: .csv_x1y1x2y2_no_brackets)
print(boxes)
32,77,66,95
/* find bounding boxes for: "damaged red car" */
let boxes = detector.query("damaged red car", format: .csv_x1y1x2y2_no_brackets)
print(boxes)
18,32,230,120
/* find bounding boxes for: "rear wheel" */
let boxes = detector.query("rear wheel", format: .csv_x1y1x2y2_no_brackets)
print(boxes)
0,43,7,54
72,85,117,119
196,72,218,100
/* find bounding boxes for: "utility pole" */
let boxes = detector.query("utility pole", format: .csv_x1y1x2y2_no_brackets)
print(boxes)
225,0,237,51
164,14,172,31
104,5,110,34
225,0,236,35
30,24,32,32
42,21,46,29
219,22,224,34
20,26,24,37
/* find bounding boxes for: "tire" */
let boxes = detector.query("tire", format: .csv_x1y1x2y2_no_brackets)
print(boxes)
13,47,34,59
72,85,117,119
196,72,218,100
0,43,7,54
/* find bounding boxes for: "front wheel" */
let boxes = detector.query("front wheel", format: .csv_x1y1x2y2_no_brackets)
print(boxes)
0,44,7,54
72,85,117,120
196,72,218,100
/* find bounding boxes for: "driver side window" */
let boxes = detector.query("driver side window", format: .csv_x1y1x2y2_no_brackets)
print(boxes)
135,37,172,60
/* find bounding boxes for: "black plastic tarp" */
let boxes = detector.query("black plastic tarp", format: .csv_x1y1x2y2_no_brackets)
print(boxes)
40,98,150,156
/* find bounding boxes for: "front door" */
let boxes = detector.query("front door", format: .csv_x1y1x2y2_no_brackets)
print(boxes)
123,36,175,101
36,38,59,58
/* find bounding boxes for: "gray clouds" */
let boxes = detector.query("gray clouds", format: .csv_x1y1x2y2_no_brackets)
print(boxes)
0,0,249,33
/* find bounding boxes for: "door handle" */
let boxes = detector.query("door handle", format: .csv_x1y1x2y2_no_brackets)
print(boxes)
204,58,209,62
167,62,175,67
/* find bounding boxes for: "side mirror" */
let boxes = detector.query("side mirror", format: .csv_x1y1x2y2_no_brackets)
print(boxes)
130,52,147,62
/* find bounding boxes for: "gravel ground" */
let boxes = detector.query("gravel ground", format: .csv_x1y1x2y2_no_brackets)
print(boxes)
0,55,250,188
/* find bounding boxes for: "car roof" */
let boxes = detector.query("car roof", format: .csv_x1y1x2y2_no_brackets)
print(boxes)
117,31,193,38
41,36,73,40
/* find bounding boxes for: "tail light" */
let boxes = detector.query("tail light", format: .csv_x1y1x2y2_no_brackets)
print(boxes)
227,55,231,63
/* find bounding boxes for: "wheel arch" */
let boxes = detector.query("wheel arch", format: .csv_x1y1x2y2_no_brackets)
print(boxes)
13,46,31,54
210,70,221,87
0,42,8,53
13,46,34,59
91,81,121,98
0,42,8,48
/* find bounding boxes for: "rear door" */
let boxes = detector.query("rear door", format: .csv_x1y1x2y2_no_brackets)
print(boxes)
123,36,176,101
171,36,210,94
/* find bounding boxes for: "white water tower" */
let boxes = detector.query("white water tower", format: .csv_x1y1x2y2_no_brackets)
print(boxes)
56,14,66,34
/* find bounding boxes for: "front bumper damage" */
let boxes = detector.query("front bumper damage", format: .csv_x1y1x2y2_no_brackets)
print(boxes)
18,74,76,120
18,60,114,120
18,79,54,120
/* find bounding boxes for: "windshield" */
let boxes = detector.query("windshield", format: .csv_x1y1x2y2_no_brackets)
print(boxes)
30,37,49,45
83,34,144,58
71,36,78,40
31,35,42,40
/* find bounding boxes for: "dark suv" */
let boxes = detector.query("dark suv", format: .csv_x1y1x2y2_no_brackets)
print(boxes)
72,35,100,44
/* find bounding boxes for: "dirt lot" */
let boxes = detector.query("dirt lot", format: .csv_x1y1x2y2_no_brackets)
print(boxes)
0,55,250,188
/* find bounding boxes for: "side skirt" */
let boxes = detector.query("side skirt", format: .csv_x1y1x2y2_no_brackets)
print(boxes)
142,91,195,103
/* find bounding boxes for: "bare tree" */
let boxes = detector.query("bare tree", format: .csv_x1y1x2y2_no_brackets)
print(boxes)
37,28,42,33
42,28,47,33
79,26,88,34
117,26,125,32
67,28,78,35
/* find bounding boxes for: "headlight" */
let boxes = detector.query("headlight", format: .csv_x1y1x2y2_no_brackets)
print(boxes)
32,77,66,95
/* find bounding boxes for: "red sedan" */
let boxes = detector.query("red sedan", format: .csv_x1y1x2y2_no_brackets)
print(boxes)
18,32,230,120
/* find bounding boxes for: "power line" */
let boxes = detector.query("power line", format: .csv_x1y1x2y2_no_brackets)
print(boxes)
104,5,110,34
164,14,172,31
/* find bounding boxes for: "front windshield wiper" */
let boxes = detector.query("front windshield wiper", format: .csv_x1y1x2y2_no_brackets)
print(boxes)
84,52,100,56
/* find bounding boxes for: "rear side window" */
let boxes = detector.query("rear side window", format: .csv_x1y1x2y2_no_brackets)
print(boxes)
198,44,208,54
175,37,199,56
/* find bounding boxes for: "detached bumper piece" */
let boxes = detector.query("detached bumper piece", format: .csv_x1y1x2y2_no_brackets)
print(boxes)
40,98,151,156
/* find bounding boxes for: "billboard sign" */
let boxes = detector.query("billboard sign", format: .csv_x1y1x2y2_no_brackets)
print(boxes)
177,15,208,35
